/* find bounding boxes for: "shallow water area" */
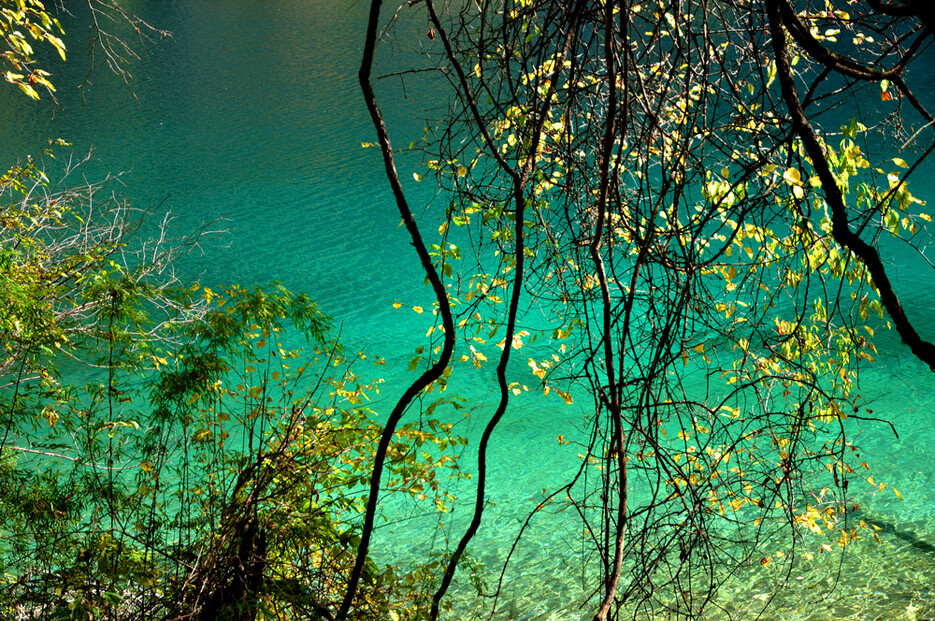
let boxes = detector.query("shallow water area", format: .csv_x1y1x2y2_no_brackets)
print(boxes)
1,0,934,618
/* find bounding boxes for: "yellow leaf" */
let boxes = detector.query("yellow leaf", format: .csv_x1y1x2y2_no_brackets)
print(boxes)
393,301,402,309
413,172,423,182
783,167,802,185
413,306,424,314
17,82,40,100
893,157,908,168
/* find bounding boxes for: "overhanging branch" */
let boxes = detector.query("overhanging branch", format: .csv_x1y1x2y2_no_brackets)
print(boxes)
768,0,935,372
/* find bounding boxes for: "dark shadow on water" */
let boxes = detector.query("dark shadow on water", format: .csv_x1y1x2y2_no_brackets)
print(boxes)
853,511,935,554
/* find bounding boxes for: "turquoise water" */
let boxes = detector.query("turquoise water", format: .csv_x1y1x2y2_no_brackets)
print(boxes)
2,1,935,618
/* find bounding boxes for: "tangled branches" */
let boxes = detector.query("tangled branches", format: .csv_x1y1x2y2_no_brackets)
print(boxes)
351,0,934,618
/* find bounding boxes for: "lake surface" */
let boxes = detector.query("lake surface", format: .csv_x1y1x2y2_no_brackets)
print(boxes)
2,1,934,618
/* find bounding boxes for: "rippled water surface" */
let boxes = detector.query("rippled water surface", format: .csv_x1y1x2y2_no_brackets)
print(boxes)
1,1,934,618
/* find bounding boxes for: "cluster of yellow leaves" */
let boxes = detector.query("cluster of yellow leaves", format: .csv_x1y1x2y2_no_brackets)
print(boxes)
1,0,66,99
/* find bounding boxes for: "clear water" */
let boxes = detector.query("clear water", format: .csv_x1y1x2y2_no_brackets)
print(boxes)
1,1,934,618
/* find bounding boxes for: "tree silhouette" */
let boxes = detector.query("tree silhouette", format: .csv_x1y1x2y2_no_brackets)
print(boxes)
349,0,934,618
